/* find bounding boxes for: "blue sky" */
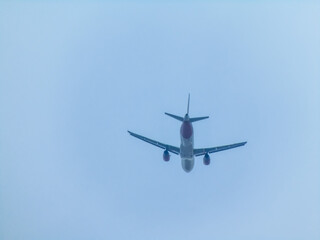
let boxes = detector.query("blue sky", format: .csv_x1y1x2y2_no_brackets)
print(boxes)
0,1,319,240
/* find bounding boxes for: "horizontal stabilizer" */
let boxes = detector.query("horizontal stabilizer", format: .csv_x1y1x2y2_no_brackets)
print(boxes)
190,116,209,122
165,112,184,121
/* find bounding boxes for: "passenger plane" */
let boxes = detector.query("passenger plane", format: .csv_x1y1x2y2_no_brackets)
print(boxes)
128,94,247,172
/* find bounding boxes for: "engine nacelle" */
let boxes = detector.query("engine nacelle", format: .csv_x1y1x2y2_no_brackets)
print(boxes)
163,150,170,162
203,153,210,165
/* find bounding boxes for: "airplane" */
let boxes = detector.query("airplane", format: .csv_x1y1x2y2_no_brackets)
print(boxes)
128,94,247,173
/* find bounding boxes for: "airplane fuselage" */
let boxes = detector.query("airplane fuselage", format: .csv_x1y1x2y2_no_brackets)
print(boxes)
180,114,195,172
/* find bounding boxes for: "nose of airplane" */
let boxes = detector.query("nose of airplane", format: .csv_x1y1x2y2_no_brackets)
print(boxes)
181,159,194,173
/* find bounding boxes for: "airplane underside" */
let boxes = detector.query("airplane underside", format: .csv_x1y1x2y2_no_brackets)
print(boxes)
128,94,247,173
180,129,195,172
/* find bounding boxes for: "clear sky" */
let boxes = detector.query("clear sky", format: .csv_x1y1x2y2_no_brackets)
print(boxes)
0,1,319,240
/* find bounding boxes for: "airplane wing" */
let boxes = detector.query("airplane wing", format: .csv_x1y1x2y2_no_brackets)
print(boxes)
194,141,247,156
128,131,180,155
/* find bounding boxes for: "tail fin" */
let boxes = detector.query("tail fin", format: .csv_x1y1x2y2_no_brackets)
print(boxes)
165,94,209,122
165,112,184,121
187,94,209,122
187,93,190,115
164,94,189,122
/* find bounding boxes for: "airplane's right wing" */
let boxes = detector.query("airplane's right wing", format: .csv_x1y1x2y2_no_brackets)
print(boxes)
128,131,180,155
194,142,247,156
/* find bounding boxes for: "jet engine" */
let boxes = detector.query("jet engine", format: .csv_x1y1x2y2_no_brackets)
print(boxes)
163,150,170,162
203,153,210,165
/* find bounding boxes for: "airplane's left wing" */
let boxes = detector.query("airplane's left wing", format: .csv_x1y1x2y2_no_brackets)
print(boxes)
194,141,247,156
128,131,180,155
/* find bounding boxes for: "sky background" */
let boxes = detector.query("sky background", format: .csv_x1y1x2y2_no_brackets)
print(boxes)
0,1,319,240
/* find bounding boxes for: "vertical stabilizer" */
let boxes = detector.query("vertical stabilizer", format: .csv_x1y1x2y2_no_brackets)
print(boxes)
187,93,190,115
